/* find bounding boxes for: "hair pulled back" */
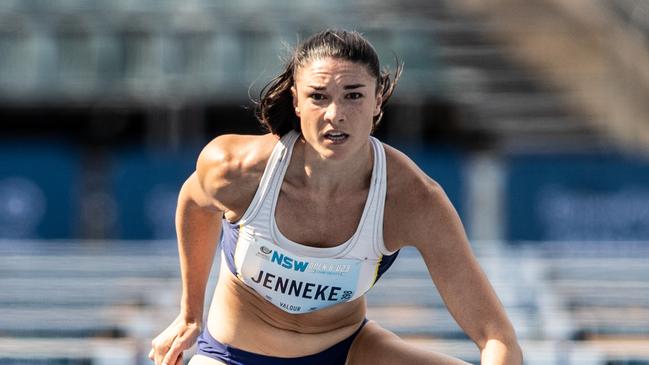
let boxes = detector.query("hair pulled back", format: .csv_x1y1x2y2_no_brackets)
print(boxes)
256,29,402,136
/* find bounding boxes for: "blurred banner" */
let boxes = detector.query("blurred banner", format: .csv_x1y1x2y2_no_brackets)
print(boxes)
111,147,198,240
0,141,80,239
507,153,649,242
5,146,649,242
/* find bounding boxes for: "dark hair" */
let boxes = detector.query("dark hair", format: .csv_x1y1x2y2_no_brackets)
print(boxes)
256,29,403,136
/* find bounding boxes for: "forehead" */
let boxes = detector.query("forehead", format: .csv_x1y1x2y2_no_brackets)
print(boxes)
294,57,375,86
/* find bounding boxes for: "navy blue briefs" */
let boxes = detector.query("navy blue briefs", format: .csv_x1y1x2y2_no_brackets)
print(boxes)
196,319,368,365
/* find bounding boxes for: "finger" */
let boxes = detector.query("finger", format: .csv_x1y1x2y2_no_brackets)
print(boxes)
174,353,183,365
161,337,184,365
154,341,172,365
150,338,164,364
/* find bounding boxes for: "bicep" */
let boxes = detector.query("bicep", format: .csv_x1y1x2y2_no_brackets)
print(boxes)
188,136,241,213
178,172,222,212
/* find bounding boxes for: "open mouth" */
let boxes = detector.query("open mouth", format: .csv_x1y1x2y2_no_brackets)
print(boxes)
324,131,349,143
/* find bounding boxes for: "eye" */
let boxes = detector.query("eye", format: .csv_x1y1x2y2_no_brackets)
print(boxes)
346,92,363,100
309,93,326,101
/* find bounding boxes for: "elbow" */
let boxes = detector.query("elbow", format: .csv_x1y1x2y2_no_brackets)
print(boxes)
478,325,523,363
497,335,523,358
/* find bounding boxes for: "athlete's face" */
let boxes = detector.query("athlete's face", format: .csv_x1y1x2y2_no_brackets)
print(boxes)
291,57,382,160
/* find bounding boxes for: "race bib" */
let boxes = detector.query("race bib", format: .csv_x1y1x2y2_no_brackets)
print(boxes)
234,238,362,314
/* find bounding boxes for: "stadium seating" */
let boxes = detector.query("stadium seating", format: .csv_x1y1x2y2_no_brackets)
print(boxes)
3,240,649,364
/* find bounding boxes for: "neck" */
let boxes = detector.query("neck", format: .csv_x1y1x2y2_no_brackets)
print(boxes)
289,137,374,194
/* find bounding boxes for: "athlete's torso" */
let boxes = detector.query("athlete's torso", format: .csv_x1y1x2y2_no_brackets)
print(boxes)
220,131,398,314
205,131,400,356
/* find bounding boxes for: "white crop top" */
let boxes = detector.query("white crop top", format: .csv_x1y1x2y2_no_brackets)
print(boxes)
219,131,399,314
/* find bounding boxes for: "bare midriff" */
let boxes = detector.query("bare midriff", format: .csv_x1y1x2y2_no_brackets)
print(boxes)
206,263,367,357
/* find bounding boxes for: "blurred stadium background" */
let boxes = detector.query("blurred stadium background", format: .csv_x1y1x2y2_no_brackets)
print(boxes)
1,0,649,364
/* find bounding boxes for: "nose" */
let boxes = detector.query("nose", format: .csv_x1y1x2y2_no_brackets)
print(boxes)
324,101,345,123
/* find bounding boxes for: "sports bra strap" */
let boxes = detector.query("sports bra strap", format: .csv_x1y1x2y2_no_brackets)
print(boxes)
235,131,301,224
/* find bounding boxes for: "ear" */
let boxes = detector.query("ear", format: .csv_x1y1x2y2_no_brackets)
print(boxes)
373,93,383,117
291,86,300,117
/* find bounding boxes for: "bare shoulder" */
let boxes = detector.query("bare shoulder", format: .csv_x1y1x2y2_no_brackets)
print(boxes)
382,143,462,251
382,143,449,214
196,133,279,215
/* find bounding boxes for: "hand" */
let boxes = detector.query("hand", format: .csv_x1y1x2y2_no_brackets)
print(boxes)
149,314,201,365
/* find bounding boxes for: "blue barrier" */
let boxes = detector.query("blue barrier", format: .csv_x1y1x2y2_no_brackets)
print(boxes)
0,141,80,239
111,147,199,240
506,153,649,241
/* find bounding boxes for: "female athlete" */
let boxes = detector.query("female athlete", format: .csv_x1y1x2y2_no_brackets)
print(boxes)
149,29,523,365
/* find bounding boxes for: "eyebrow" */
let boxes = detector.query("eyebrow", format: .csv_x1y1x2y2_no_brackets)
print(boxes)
344,83,367,90
307,84,367,90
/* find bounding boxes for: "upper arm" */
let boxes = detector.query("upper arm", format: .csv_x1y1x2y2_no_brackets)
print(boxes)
177,134,247,214
385,147,517,348
417,189,517,348
186,133,276,216
190,135,238,212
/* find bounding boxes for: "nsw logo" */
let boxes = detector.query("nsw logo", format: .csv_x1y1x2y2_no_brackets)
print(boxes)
271,251,309,272
256,246,272,261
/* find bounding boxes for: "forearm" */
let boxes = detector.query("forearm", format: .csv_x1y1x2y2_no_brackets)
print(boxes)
480,338,523,365
175,178,223,323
